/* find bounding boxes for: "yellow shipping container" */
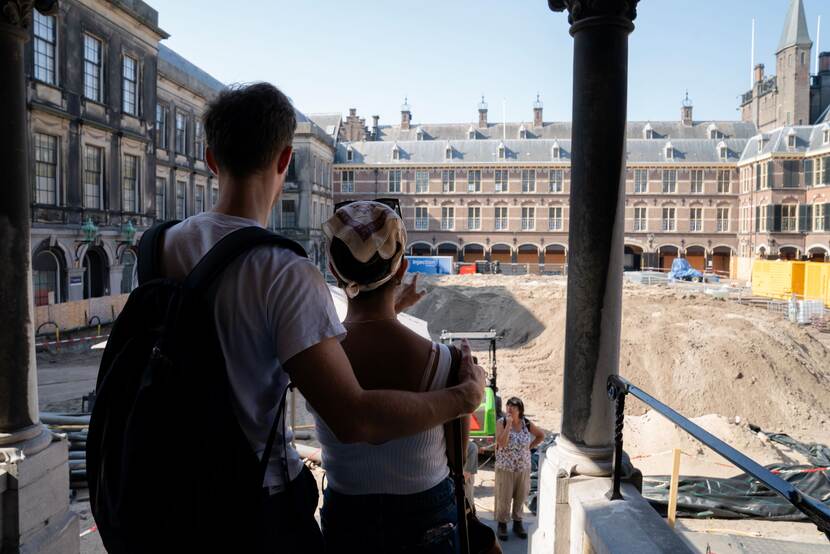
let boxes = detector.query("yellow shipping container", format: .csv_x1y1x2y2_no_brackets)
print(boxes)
803,262,830,307
751,260,806,300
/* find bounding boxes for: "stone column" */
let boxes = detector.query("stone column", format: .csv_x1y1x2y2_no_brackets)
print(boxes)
548,0,638,476
0,2,78,551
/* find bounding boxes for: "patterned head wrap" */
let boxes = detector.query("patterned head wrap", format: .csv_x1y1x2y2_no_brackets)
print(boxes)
323,201,408,298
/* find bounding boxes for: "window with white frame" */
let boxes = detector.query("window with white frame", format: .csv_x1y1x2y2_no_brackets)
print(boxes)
634,169,648,193
634,206,647,231
33,11,56,84
195,184,205,214
34,133,59,205
521,169,536,193
740,206,750,233
445,145,453,160
719,145,728,160
814,204,826,232
759,205,769,232
495,169,508,192
549,169,563,193
497,144,505,160
415,170,429,193
122,55,138,116
494,206,508,230
689,207,702,231
341,170,355,193
83,145,103,209
211,185,218,207
467,206,481,230
521,206,535,230
665,144,674,160
175,111,187,154
552,144,561,160
83,34,103,102
442,170,455,193
787,134,796,148
824,129,830,145
467,170,481,193
782,204,797,231
662,207,676,231
194,121,204,161
717,170,730,193
346,147,354,161
716,207,729,232
155,177,166,219
388,170,401,193
441,206,454,230
690,170,703,194
415,206,429,230
122,154,139,212
662,169,677,193
548,206,562,230
280,199,295,227
391,145,401,160
175,180,186,219
156,104,168,149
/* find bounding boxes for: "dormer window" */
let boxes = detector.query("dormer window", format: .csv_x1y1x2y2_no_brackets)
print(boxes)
717,141,728,161
643,123,654,140
518,125,527,139
551,141,561,160
823,125,829,145
467,125,476,140
497,142,506,160
787,129,796,149
665,142,673,160
445,143,453,160
416,127,425,141
392,143,401,160
708,123,724,140
757,135,765,153
346,146,354,162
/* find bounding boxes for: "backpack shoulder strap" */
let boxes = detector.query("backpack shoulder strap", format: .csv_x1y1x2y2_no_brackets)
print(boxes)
447,345,464,480
184,226,307,294
137,220,180,285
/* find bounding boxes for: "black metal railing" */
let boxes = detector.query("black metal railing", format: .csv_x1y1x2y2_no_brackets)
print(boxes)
606,374,830,538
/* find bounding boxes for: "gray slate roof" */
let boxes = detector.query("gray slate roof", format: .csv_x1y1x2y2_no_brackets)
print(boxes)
740,125,830,161
369,120,757,142
777,0,812,53
307,113,342,138
336,138,749,165
158,45,224,98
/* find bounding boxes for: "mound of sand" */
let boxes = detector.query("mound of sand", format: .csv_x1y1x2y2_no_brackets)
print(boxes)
406,275,830,449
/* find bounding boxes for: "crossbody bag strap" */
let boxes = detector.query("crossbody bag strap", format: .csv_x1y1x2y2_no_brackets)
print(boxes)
447,345,471,554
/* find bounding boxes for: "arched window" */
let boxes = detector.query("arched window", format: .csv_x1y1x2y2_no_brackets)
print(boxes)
551,141,561,160
346,146,353,162
391,144,401,160
717,141,728,161
445,143,453,160
643,123,654,139
497,142,506,160
83,248,109,299
518,125,527,139
32,249,61,306
120,250,137,293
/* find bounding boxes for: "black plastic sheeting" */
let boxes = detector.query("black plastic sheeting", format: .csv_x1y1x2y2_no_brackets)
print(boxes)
642,431,830,521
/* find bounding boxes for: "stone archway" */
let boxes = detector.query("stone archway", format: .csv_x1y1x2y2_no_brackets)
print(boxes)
778,246,798,261
463,244,485,263
658,245,679,271
517,244,539,264
490,244,512,264
120,249,138,294
685,245,706,272
409,242,432,256
83,247,109,299
32,247,66,306
436,242,459,261
712,246,732,275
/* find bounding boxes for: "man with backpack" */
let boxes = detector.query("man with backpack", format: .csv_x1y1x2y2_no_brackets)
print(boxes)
87,82,485,553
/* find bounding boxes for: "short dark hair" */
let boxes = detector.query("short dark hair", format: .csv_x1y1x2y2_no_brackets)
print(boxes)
506,396,525,418
329,237,400,292
203,82,296,178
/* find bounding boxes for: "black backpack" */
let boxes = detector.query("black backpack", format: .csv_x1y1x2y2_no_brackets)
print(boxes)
86,221,307,553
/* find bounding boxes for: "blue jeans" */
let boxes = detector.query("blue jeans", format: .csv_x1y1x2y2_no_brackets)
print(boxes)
321,476,459,553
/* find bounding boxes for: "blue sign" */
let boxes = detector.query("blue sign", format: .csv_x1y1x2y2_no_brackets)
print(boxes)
70,275,83,285
406,256,453,275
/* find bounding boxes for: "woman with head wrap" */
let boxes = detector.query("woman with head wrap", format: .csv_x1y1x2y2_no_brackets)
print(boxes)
312,200,468,553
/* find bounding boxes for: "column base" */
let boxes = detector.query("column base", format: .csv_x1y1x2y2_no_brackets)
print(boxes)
553,435,614,477
0,436,79,553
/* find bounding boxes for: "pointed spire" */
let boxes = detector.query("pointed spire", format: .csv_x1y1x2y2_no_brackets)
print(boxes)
777,0,812,53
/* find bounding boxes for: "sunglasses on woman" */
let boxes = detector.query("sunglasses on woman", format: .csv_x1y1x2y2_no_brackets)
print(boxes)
334,198,402,219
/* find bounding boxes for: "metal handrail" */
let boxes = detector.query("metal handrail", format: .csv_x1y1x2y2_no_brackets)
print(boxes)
606,374,830,538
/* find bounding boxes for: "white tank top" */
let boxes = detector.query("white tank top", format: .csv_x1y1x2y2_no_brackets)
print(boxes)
313,342,452,495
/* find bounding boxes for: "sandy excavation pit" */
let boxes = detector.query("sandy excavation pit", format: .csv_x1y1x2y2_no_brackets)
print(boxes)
406,274,830,478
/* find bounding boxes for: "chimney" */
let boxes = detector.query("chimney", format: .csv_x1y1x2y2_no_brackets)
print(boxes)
681,91,693,127
372,115,380,140
754,63,765,83
400,97,411,130
820,52,830,73
533,93,543,127
349,108,357,117
478,96,488,128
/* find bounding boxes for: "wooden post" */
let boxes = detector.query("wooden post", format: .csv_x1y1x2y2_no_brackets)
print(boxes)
667,447,682,528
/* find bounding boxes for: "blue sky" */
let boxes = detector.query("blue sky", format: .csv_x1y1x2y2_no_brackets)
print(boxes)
149,1,830,124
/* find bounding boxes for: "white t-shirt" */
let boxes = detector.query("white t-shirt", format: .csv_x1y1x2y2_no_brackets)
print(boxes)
161,211,346,490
